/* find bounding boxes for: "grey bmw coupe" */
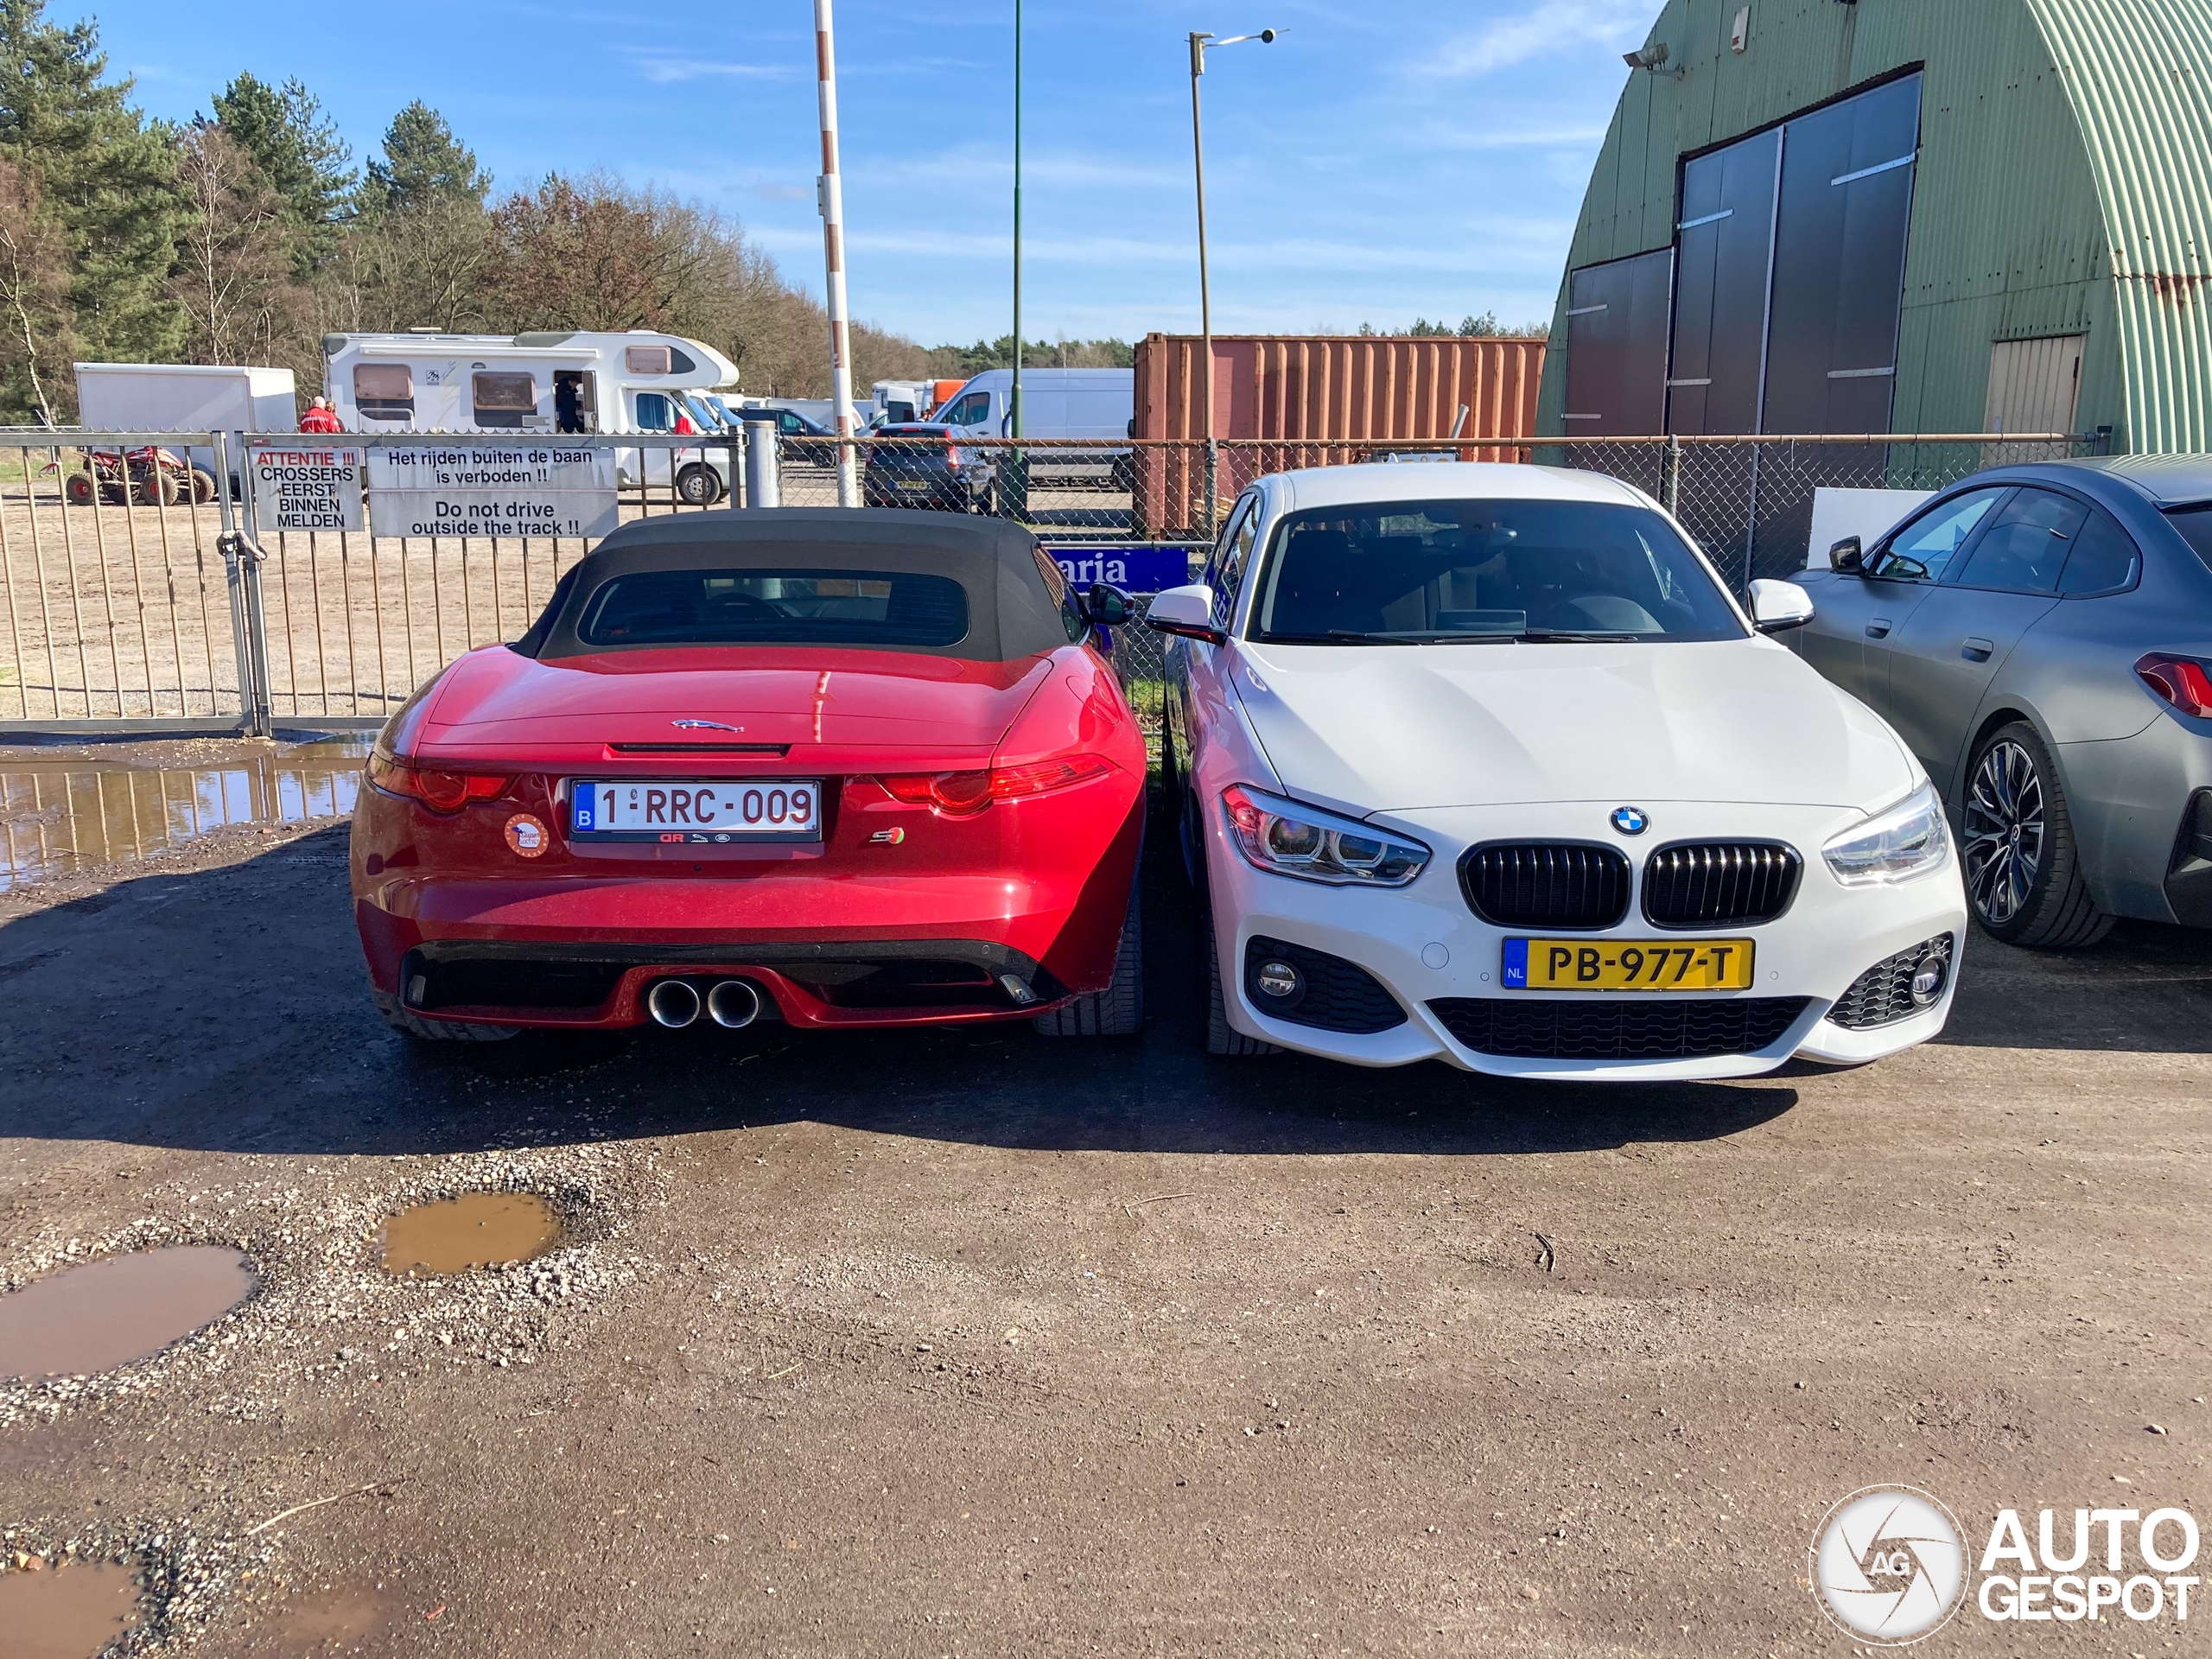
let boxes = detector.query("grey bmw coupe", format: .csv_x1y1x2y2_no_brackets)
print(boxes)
1792,456,2212,947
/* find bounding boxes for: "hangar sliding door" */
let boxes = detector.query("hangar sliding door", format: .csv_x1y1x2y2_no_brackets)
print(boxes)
1760,73,1923,435
1668,127,1781,436
1561,249,1673,437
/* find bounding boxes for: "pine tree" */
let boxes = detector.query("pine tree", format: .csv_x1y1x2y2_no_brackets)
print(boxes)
0,0,183,365
364,102,488,214
211,72,353,271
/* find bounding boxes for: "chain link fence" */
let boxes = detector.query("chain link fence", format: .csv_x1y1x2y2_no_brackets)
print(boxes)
0,428,2091,739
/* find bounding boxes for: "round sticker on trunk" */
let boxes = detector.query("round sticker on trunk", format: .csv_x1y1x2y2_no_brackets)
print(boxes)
505,813,549,857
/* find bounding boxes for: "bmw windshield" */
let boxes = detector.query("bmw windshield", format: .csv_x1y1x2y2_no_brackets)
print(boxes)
1248,499,1746,644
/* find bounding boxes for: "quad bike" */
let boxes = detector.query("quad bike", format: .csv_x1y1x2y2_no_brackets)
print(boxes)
53,446,218,506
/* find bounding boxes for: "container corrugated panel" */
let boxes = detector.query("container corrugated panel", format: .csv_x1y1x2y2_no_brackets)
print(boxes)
1134,334,1545,443
1132,334,1546,536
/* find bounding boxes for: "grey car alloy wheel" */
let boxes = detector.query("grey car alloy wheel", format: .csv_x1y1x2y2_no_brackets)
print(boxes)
1963,738,2045,928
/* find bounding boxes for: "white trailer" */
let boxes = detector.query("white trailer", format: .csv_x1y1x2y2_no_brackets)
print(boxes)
323,328,744,500
73,361,297,474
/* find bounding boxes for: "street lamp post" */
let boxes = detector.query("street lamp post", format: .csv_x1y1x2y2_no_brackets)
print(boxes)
1187,25,1277,538
1013,0,1023,443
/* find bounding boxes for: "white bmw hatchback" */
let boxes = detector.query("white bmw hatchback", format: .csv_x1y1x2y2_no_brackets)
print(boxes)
1149,463,1968,1080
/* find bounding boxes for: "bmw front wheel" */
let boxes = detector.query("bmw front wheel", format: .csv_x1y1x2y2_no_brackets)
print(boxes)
1961,721,2111,948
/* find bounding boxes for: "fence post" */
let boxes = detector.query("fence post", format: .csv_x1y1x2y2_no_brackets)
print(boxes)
216,431,275,738
746,425,781,507
1662,433,1681,515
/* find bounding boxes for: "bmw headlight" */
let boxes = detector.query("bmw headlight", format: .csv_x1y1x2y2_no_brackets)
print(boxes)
1221,783,1429,887
1821,782,1951,886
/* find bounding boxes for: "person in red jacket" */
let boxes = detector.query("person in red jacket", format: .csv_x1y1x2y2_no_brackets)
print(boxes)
298,396,342,434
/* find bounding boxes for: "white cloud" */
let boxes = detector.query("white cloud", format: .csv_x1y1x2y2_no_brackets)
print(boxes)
627,55,794,85
1428,0,1652,78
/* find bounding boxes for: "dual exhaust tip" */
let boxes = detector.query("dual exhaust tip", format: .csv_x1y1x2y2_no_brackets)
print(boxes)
646,976,763,1030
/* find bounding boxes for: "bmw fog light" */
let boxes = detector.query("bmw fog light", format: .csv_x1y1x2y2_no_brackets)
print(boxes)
1910,953,1948,1006
1254,958,1303,1001
1821,782,1950,886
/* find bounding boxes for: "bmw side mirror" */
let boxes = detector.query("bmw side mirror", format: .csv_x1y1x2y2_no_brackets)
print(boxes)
1083,582,1133,627
1144,582,1226,646
1828,535,1864,574
1750,578,1816,633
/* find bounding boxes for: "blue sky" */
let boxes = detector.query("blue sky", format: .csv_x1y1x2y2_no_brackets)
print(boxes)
92,0,1656,346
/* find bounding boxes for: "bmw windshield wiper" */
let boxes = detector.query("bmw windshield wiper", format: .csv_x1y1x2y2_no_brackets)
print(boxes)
1261,630,1515,645
1512,629,1642,642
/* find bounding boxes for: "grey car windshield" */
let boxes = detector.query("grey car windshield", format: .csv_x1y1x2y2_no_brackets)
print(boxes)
1249,500,1745,643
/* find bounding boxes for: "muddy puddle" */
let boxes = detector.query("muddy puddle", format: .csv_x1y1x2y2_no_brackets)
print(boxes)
0,1246,255,1379
0,1559,142,1657
381,1193,562,1274
0,734,370,891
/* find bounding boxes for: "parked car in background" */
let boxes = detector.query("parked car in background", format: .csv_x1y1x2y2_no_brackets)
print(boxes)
718,401,839,467
861,423,998,513
1151,461,1967,1077
352,510,1146,1042
931,369,1134,442
1791,456,2212,944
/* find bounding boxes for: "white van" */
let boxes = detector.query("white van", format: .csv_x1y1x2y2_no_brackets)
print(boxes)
323,328,742,500
931,368,1133,441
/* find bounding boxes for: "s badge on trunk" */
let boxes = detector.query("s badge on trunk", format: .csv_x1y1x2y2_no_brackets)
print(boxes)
1610,806,1649,836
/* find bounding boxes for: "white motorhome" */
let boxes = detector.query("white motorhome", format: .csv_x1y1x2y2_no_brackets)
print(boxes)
323,329,737,436
322,328,742,500
931,368,1133,441
73,362,297,474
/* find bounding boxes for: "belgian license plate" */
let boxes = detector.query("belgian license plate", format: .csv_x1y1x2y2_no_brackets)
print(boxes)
569,779,822,843
1503,937,1755,991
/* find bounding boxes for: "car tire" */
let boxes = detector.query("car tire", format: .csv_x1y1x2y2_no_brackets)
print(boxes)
1961,720,2114,948
1035,875,1144,1037
675,464,721,506
372,987,518,1044
1200,874,1279,1058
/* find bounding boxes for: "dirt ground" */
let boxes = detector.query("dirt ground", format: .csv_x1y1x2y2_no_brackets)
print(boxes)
1,766,2209,1656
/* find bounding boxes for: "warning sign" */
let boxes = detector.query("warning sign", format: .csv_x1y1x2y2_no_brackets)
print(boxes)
249,445,365,533
366,444,619,539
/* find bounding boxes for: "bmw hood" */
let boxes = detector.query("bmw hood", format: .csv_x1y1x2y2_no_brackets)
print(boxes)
1233,639,1916,815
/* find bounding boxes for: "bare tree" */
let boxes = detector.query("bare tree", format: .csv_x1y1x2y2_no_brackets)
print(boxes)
167,124,308,368
0,156,74,423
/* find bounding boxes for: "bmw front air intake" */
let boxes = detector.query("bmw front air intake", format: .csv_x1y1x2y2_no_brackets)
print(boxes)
1459,842,1632,931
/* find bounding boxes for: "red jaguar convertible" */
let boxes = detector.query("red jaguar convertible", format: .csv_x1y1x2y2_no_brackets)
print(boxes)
350,511,1146,1040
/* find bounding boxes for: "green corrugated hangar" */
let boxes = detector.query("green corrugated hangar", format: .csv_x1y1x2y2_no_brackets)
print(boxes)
1535,0,2212,453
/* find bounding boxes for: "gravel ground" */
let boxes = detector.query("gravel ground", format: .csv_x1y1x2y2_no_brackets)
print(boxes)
0,774,2208,1656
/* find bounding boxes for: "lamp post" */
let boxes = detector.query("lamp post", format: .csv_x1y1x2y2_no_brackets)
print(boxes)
814,0,859,506
1013,0,1023,442
1188,25,1277,537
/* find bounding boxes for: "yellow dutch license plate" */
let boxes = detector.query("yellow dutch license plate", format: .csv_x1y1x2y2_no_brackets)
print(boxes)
1503,937,1755,991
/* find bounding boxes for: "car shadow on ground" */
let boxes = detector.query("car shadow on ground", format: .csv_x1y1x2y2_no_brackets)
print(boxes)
2,815,1812,1160
1936,916,2212,1054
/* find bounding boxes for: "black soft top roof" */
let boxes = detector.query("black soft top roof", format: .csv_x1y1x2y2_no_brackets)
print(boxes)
517,508,1070,662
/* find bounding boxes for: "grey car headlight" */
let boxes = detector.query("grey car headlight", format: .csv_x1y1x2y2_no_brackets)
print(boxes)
1821,782,1951,886
1222,783,1429,887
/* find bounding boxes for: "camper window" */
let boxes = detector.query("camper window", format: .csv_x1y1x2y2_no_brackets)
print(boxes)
634,391,675,432
472,371,537,428
625,346,673,375
353,364,414,419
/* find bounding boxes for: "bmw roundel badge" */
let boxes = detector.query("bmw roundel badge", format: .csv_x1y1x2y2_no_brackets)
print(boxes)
1610,805,1649,836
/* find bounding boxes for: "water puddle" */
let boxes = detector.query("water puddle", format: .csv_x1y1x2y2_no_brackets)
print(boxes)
0,1559,143,1658
0,734,371,892
380,1193,562,1275
0,1247,256,1379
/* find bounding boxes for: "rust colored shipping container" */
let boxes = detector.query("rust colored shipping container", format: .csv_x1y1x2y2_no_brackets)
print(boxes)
1130,333,1547,535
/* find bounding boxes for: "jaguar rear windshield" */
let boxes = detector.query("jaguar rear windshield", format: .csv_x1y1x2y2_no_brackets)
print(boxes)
575,569,969,649
1249,499,1745,644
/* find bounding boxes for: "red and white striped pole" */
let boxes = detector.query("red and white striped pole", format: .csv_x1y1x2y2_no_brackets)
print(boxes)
814,0,860,506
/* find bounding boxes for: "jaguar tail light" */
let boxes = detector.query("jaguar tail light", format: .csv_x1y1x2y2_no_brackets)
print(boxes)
2135,652,2212,719
367,753,512,813
874,754,1116,817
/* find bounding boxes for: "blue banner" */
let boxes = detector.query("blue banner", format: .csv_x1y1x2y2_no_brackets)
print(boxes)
1044,544,1198,594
